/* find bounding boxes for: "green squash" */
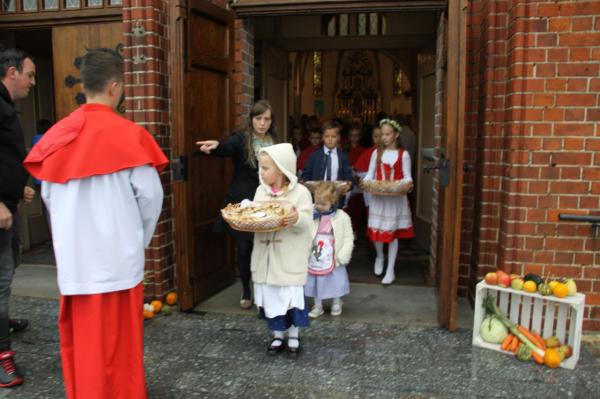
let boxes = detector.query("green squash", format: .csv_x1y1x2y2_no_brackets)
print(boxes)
516,344,532,361
538,283,553,296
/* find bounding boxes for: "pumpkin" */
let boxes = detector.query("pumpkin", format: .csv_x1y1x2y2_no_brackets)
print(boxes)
544,348,561,368
479,316,508,344
150,300,163,313
523,280,537,293
552,283,568,298
166,292,178,305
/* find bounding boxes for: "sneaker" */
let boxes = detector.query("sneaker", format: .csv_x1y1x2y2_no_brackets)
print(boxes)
9,319,28,334
330,302,343,316
308,306,324,318
0,351,23,387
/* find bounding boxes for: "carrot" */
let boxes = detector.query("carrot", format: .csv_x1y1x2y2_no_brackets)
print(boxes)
532,351,544,364
501,334,514,351
509,336,520,353
531,331,546,350
518,325,544,351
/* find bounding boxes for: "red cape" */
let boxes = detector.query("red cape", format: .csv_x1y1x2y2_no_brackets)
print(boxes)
24,104,168,183
353,145,377,172
297,145,319,170
348,145,366,166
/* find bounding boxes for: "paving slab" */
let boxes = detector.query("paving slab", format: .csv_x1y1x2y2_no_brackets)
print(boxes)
2,296,599,399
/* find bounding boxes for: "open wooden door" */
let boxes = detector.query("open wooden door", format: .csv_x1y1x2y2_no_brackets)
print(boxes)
436,0,468,331
171,0,235,310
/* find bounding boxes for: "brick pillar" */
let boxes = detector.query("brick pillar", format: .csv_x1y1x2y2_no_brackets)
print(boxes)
122,0,175,301
429,13,446,285
467,1,600,331
234,18,255,128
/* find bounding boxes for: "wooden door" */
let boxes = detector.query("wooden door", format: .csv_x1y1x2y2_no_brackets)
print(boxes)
52,23,123,120
171,0,235,310
437,0,467,331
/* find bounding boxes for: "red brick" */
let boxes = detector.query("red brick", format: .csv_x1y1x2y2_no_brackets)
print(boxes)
543,108,564,121
571,16,593,31
587,109,600,121
563,138,585,150
545,78,567,91
559,32,600,46
554,123,594,136
547,48,568,62
535,63,556,78
558,63,599,77
545,239,584,252
570,48,590,61
537,33,557,47
583,169,600,180
549,181,588,193
555,94,596,106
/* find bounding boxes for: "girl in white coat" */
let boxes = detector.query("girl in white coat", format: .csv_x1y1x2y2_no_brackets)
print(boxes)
305,182,354,318
252,143,314,356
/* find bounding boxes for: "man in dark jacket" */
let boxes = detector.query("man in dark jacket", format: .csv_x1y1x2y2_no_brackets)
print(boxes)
0,47,36,388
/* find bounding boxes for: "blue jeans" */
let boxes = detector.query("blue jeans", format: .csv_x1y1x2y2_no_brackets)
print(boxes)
0,220,19,351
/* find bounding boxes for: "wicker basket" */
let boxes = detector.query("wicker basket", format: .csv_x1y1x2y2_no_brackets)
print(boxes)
302,180,351,193
221,201,291,233
361,180,413,196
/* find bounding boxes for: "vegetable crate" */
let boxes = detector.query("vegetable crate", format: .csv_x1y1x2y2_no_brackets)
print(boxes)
472,281,585,369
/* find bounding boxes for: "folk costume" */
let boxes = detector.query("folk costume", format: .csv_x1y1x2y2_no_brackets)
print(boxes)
364,148,414,284
251,144,313,353
305,208,354,316
24,103,167,399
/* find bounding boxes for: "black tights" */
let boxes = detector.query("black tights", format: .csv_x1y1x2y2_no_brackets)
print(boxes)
235,236,253,300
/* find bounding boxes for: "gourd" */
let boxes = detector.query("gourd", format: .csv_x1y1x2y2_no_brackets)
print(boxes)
479,316,508,344
524,273,543,286
516,344,532,361
538,283,553,296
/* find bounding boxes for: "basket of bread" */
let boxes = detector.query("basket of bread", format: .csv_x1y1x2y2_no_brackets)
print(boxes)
302,180,351,193
360,180,413,196
221,200,292,233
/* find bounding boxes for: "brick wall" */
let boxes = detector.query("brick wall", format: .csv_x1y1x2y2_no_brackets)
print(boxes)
122,0,174,301
467,0,600,331
234,18,255,128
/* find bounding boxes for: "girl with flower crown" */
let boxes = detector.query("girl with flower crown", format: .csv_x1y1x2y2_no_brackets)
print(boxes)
305,182,354,318
363,119,415,285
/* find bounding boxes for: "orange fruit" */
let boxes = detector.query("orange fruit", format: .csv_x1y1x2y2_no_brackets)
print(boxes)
151,300,163,313
166,292,178,305
143,310,155,320
544,348,561,368
552,283,568,298
523,280,537,293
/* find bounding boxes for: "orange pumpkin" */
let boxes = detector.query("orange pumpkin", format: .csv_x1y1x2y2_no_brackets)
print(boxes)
552,283,568,298
150,300,163,313
166,292,178,305
544,348,561,368
143,310,155,320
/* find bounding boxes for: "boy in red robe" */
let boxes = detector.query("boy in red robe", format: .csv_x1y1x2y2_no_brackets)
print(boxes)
297,128,322,172
23,49,168,399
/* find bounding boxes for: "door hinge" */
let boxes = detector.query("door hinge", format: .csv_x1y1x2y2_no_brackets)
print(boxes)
172,155,187,181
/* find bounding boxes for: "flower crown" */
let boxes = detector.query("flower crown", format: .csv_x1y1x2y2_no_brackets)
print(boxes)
379,118,403,133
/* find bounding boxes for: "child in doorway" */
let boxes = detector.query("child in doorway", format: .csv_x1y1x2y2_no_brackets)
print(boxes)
364,119,414,285
305,182,354,318
297,128,322,174
252,143,314,356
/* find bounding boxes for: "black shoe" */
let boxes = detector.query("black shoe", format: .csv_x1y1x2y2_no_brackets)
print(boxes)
9,319,28,334
286,337,301,357
267,337,286,356
0,351,23,387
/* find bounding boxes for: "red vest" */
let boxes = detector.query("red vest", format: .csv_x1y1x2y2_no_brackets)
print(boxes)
375,149,404,181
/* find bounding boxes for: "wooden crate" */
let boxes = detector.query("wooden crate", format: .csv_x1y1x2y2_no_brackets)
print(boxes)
472,281,585,369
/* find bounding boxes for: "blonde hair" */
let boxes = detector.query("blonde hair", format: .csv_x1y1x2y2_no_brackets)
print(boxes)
314,181,339,204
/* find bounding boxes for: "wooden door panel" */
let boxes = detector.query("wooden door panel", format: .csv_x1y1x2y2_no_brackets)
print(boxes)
173,0,235,308
52,23,123,121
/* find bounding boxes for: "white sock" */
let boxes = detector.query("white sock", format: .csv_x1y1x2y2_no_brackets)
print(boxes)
271,330,284,347
314,298,323,308
375,242,385,259
383,239,398,281
287,325,300,348
332,297,341,307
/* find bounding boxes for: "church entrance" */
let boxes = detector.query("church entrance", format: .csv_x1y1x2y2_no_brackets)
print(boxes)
251,11,438,288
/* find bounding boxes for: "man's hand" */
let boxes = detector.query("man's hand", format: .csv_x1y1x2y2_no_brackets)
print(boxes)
0,202,13,230
23,186,35,204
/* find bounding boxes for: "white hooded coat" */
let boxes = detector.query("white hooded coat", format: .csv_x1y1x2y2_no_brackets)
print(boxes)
250,143,314,286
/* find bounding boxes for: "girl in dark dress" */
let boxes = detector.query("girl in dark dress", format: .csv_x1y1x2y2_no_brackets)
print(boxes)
196,100,277,309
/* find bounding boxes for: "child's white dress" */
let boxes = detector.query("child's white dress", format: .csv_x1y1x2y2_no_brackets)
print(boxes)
364,149,414,242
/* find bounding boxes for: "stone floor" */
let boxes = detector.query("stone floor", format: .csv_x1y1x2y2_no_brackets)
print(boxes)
2,295,600,399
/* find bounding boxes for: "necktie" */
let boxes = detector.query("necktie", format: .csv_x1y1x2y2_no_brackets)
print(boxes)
324,150,332,181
